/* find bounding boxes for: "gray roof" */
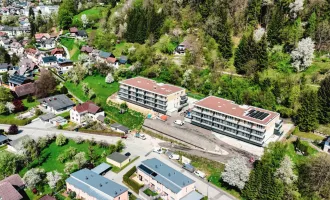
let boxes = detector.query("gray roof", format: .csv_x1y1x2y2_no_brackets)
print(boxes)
110,123,129,132
92,163,111,174
66,169,127,200
49,116,67,123
99,51,112,58
180,191,204,200
138,158,195,194
39,113,56,121
0,134,9,144
0,63,11,69
8,75,26,85
107,152,128,163
38,94,75,111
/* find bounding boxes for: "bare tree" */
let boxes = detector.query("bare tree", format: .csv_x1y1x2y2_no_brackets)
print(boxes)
35,70,57,98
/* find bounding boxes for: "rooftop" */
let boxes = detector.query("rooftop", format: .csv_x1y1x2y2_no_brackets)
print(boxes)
38,94,75,111
14,82,35,97
110,123,129,132
8,75,27,85
194,96,279,126
91,163,111,175
107,152,128,163
66,169,127,200
42,56,57,63
138,158,195,194
0,182,23,200
0,174,24,188
0,134,9,144
120,77,185,96
39,113,56,121
73,102,101,114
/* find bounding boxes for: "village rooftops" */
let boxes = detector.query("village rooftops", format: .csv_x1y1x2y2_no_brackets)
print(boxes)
120,77,185,96
42,56,57,63
69,27,78,33
14,82,35,97
194,96,279,126
73,102,101,114
38,94,75,111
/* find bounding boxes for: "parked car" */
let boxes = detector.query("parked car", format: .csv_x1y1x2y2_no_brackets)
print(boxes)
182,163,195,173
169,154,180,160
174,120,184,126
153,147,162,154
194,170,206,179
125,152,131,157
121,135,128,139
139,134,146,140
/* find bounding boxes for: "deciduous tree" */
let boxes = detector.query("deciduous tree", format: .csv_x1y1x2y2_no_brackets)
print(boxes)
222,156,250,190
35,70,57,98
46,171,62,190
23,168,45,189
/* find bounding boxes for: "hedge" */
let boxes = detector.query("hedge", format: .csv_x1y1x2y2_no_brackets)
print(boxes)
123,166,143,194
0,118,32,126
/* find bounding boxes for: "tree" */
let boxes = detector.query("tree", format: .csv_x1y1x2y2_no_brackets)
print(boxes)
46,171,62,190
35,70,57,98
23,168,45,189
81,14,88,28
289,0,304,19
64,161,77,174
305,12,316,39
88,89,95,99
0,47,11,64
28,7,36,38
5,102,15,113
245,0,262,26
295,89,319,132
1,72,8,83
8,124,18,135
105,73,114,83
116,140,125,152
11,53,19,65
74,152,87,169
58,0,76,29
291,37,315,72
73,136,84,144
299,153,330,199
222,156,250,190
0,152,23,179
318,76,330,124
0,103,6,115
274,155,297,185
0,87,13,103
13,99,24,112
56,134,67,146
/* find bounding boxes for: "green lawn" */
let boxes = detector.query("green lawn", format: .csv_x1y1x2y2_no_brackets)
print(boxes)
73,7,105,26
0,145,7,151
19,139,109,176
59,38,84,61
57,111,70,119
293,131,324,141
65,74,145,129
112,42,135,57
143,188,158,196
22,99,39,110
286,142,318,165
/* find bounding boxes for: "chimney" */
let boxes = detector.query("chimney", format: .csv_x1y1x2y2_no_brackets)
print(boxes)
99,184,102,187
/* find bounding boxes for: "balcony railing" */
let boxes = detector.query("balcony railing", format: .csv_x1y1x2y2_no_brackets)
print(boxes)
146,93,155,98
250,132,265,138
202,110,214,116
252,126,266,133
238,121,252,128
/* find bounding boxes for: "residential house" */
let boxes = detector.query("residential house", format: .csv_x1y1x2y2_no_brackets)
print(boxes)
39,195,56,200
13,82,35,98
40,56,57,67
70,101,105,125
0,31,8,39
0,26,30,37
0,63,12,73
8,74,32,90
9,41,23,55
34,5,59,16
137,158,198,200
80,46,93,55
119,77,188,114
77,30,88,39
110,123,130,134
0,174,25,200
191,96,284,146
50,48,65,59
119,55,128,65
49,116,68,126
35,33,51,42
106,57,119,68
18,58,38,77
0,38,11,49
69,27,78,37
56,58,73,73
35,33,55,50
106,152,130,168
97,51,114,63
38,94,75,114
39,113,57,122
66,168,129,200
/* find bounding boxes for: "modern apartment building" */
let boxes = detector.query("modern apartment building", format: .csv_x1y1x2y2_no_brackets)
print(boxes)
118,77,188,114
191,96,283,146
137,158,203,200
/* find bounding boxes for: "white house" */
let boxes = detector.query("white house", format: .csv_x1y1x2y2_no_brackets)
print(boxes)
70,102,105,125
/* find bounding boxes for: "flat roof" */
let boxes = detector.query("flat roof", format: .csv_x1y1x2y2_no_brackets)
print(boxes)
92,163,111,175
120,77,185,96
194,96,279,126
180,191,204,200
107,152,128,163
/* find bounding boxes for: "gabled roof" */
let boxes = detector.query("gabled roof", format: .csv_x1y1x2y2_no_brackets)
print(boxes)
73,102,101,114
8,75,27,85
0,63,12,69
0,174,24,188
119,55,127,64
35,33,50,40
39,195,56,200
107,152,128,163
38,94,75,111
106,57,117,64
0,182,23,200
138,158,195,194
66,169,128,199
99,51,112,59
110,123,129,132
50,48,64,55
69,27,78,33
42,56,57,63
14,82,35,97
77,30,88,37
25,48,37,54
81,46,93,53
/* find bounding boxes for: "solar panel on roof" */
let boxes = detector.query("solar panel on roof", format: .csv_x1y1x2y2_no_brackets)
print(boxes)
247,109,269,120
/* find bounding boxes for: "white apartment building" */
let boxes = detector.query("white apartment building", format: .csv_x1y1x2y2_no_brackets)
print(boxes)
191,96,283,146
118,77,188,114
70,102,105,125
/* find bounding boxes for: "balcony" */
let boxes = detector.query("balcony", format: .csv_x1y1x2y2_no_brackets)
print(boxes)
146,93,155,98
137,90,145,95
226,117,238,124
276,119,283,126
250,137,263,144
238,121,252,128
129,88,137,92
250,132,265,138
252,126,266,133
201,122,212,128
120,85,128,90
156,96,166,101
214,114,226,120
223,129,236,136
202,110,214,117
119,89,128,94
155,100,167,106
145,98,154,103
191,112,201,117
236,134,250,140
237,128,251,134
203,117,213,122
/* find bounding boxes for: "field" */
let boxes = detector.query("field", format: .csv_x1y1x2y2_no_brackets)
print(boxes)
73,7,105,27
65,74,144,129
286,141,319,164
59,38,85,61
292,131,325,141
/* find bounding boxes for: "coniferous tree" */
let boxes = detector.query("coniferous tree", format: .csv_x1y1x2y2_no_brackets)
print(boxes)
305,12,316,39
234,35,249,74
318,76,330,124
296,89,319,132
267,7,285,47
246,0,262,26
28,7,36,38
58,0,77,29
256,35,268,71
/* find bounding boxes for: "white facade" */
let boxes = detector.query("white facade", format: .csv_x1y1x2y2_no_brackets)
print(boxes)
70,108,105,125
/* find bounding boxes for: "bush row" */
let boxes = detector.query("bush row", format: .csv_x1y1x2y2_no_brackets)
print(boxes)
123,166,143,194
0,118,32,126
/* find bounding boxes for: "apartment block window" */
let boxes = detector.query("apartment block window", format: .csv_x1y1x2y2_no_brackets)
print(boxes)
256,125,264,129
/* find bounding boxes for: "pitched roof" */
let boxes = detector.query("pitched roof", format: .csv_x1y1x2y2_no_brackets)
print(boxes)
0,63,11,69
107,152,128,163
138,158,195,194
69,27,78,33
119,55,127,64
0,174,24,188
50,48,64,55
0,182,23,200
77,30,88,37
99,51,111,59
39,113,56,121
8,75,27,85
14,82,35,97
39,195,56,200
35,33,50,40
106,57,117,64
110,123,129,132
25,48,37,54
91,163,111,175
42,56,57,63
194,96,279,126
73,102,101,114
38,94,75,111
0,134,9,144
81,46,93,53
66,169,128,199
120,77,185,96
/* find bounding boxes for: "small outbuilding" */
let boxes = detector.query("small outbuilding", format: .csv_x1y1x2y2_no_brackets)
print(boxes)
110,123,130,134
0,134,9,145
91,163,111,175
106,152,130,168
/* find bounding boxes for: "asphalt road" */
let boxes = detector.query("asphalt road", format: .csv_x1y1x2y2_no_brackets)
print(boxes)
0,124,236,200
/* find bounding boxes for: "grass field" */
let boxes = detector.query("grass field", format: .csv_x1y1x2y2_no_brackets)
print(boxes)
293,131,325,141
286,141,318,165
19,139,109,176
73,7,105,27
59,38,85,61
65,74,145,129
0,99,38,125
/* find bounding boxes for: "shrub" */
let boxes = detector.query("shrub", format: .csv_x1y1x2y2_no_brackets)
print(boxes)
27,95,34,103
123,166,143,193
73,136,84,144
8,124,18,135
55,134,67,146
35,109,42,116
58,125,63,130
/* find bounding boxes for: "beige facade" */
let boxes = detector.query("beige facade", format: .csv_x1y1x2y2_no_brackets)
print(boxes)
106,157,130,168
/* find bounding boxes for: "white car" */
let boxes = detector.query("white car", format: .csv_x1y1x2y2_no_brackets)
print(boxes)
194,170,206,179
139,134,146,140
153,147,162,154
169,154,180,160
174,120,184,126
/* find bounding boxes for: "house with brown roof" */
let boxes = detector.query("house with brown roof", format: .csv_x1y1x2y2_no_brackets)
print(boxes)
70,101,105,125
106,57,119,68
80,46,93,54
69,27,78,37
13,82,35,98
0,174,25,200
50,48,65,59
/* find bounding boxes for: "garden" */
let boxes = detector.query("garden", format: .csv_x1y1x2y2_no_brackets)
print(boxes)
59,38,86,61
64,74,145,129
